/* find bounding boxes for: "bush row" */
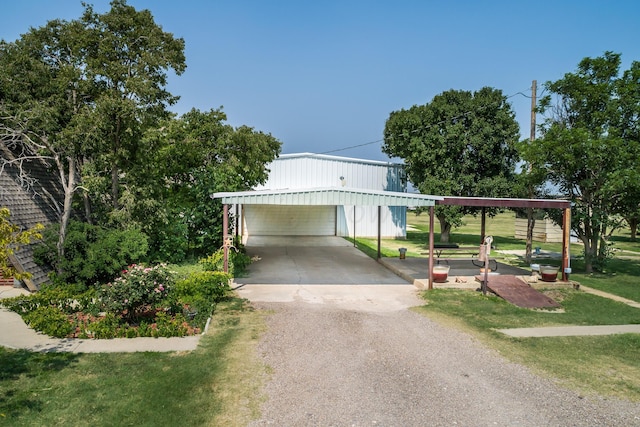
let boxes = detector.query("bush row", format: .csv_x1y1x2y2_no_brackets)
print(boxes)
2,248,247,338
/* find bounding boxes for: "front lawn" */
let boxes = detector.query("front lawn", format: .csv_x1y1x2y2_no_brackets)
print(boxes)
415,289,640,400
0,297,267,426
365,211,640,400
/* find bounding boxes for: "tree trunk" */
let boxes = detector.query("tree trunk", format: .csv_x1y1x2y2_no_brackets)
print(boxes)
56,157,76,271
111,165,119,210
581,228,602,274
83,190,93,225
438,215,452,243
629,217,638,242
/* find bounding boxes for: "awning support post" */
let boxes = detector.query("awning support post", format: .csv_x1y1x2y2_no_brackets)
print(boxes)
223,204,229,274
377,206,382,259
428,206,435,290
562,207,571,281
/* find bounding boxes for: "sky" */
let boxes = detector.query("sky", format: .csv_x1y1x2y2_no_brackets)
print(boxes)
2,1,640,162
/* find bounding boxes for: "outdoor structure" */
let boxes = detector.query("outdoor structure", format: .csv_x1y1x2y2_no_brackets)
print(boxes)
214,188,442,274
433,197,572,288
241,153,407,239
213,153,573,290
0,146,64,290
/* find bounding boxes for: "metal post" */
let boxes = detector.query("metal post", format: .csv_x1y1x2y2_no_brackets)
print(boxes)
562,207,571,281
428,206,435,290
480,207,486,245
377,206,382,260
223,204,229,274
482,244,489,295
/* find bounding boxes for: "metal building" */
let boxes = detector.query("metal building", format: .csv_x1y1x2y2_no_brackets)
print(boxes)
239,153,407,239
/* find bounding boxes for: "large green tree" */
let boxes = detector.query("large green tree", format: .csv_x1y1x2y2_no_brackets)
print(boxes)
80,0,186,212
0,18,94,262
383,87,520,241
141,108,281,260
0,0,185,265
523,52,640,272
614,60,640,240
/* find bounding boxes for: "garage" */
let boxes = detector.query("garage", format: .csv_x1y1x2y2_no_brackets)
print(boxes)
244,205,336,236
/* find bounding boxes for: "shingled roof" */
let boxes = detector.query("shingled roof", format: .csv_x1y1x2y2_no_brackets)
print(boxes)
1,145,65,290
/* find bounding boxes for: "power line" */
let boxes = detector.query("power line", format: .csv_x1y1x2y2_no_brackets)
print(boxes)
314,87,534,156
319,138,383,155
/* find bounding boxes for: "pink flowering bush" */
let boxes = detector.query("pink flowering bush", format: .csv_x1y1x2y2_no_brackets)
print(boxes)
98,263,176,321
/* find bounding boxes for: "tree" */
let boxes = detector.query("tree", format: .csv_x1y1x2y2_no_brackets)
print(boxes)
80,0,186,212
525,52,640,272
383,87,520,242
145,108,281,259
0,18,93,264
614,60,640,241
0,0,185,266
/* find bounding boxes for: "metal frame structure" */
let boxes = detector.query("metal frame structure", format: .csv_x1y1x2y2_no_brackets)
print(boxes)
213,189,572,290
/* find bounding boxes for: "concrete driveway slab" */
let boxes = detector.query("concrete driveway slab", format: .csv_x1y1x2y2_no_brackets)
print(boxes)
234,284,423,313
235,236,420,312
238,236,409,285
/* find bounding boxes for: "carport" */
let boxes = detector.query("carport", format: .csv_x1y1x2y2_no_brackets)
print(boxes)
212,189,572,289
212,187,441,274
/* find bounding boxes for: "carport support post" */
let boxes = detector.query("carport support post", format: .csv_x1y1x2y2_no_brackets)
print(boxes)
562,207,571,281
428,206,434,290
377,206,382,259
223,204,229,274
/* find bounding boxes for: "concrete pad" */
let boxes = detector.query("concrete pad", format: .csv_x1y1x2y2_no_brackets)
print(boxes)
238,237,409,285
0,286,31,299
244,236,353,247
234,284,424,313
497,324,640,337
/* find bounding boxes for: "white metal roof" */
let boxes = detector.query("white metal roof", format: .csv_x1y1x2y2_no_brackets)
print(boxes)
212,187,441,206
277,152,403,167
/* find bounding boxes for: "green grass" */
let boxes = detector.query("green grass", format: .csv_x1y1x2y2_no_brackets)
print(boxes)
3,212,640,421
0,297,267,426
396,211,640,401
344,210,640,400
414,289,640,400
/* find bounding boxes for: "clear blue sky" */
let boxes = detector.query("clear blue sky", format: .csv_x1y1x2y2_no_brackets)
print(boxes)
2,1,639,162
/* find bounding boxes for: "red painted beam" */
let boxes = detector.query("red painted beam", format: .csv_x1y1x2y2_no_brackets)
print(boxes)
437,197,571,209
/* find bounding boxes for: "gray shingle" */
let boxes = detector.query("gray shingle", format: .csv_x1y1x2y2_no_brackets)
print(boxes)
1,145,65,289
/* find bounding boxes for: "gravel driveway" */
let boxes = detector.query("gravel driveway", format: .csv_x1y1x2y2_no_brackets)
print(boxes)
247,292,640,426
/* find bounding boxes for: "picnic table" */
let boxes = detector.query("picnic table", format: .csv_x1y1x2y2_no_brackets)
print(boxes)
423,243,498,270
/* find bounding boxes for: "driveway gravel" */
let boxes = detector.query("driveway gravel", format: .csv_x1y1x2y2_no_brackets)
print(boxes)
249,298,640,426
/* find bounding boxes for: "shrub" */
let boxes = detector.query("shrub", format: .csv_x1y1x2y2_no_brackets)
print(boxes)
2,264,220,339
23,306,75,338
98,263,175,321
172,271,231,328
33,221,149,288
1,285,92,315
89,313,124,339
199,248,251,276
152,312,189,337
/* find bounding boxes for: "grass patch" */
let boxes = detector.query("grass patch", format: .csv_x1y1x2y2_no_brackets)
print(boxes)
414,289,640,401
402,212,640,400
0,296,267,426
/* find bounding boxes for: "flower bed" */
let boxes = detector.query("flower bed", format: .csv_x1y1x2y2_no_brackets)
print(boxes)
1,264,232,339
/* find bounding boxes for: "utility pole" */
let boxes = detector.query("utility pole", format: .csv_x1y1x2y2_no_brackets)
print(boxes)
530,80,537,141
525,80,537,264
